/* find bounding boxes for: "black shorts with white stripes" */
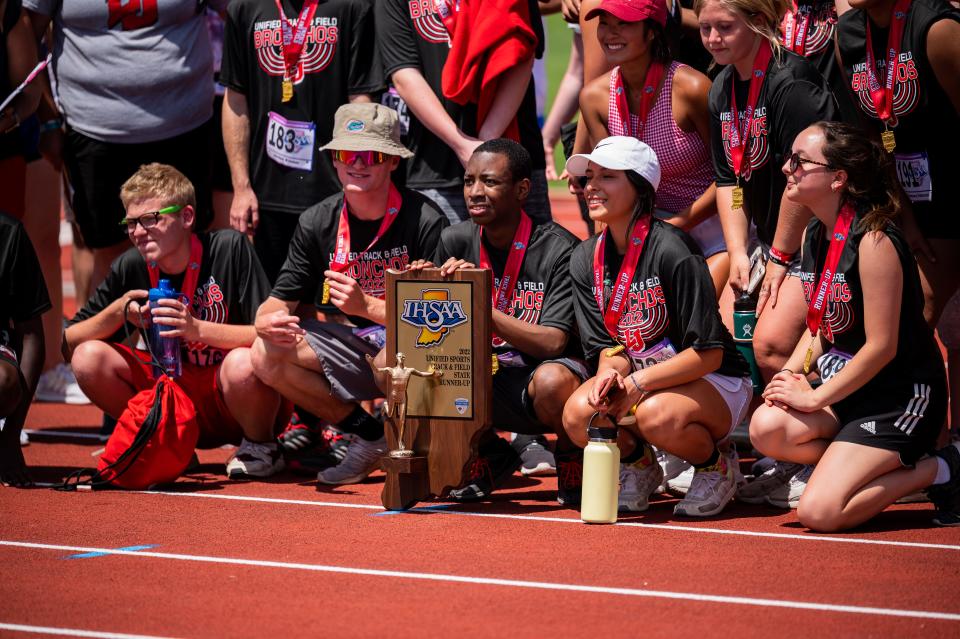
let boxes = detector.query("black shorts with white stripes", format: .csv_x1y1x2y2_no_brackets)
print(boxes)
833,379,948,466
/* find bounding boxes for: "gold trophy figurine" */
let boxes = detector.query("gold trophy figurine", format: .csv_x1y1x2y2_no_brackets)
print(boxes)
366,352,442,457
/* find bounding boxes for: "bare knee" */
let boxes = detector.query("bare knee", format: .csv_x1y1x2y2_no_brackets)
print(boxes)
0,363,22,416
220,348,257,392
529,364,578,427
633,394,678,444
70,341,118,386
797,491,846,532
749,404,791,457
562,386,594,448
249,338,286,386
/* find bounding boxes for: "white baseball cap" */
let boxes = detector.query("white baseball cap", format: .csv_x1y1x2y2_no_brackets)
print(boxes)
565,136,661,192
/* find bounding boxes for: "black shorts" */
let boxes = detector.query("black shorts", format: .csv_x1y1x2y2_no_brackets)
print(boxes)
833,379,947,466
492,357,589,435
63,121,214,249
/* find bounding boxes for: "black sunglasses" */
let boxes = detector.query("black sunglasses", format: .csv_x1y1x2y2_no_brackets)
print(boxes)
788,152,834,174
119,204,183,232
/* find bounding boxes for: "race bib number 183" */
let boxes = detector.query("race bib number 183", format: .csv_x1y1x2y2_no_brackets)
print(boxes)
266,112,316,171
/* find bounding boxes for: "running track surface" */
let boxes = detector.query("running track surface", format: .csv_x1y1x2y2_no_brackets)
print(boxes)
4,195,960,638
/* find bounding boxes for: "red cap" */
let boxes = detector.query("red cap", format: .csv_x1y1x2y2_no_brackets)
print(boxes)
585,0,668,27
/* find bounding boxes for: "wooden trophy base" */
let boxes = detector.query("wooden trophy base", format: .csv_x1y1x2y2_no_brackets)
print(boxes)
380,455,429,511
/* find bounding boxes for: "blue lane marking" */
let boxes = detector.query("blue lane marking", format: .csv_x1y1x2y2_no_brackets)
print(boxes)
64,544,157,559
374,504,460,516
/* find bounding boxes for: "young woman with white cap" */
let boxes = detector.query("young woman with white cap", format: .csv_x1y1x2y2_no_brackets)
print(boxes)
561,136,752,517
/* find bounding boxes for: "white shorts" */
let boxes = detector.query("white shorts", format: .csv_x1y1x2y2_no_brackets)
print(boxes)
654,210,727,258
702,372,753,436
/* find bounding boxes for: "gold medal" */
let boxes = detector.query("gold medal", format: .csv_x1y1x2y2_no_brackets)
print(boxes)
604,344,625,358
802,335,816,375
282,79,294,103
491,354,499,376
881,129,896,153
321,279,331,305
731,185,744,210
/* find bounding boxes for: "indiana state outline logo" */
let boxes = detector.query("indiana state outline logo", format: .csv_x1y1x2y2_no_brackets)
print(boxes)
400,289,468,347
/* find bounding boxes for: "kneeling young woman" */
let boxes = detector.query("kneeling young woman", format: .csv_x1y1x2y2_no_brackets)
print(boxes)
562,136,752,517
750,121,959,531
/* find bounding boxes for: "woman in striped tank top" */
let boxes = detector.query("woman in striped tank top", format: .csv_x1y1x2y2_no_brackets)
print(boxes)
579,0,728,301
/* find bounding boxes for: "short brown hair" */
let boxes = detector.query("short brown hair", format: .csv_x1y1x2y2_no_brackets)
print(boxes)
119,163,196,211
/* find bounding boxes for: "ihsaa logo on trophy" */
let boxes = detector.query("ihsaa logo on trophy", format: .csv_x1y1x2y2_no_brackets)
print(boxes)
400,289,468,347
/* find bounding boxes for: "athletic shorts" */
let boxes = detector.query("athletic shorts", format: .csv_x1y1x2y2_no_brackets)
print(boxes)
492,357,590,435
702,373,753,437
112,344,244,449
833,378,948,466
301,319,385,403
63,121,214,249
655,209,727,258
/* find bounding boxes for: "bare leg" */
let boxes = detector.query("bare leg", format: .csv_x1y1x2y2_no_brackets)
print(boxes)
0,361,29,486
749,402,841,465
917,238,960,328
527,362,581,450
70,341,142,417
90,242,128,293
211,190,233,231
70,224,94,309
219,348,282,442
753,275,807,382
707,252,730,301
798,441,938,532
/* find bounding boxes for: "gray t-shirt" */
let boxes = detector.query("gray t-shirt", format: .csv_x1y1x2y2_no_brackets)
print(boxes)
25,0,224,143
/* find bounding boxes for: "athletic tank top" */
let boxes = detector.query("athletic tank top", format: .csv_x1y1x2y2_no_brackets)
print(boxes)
837,0,960,237
607,62,714,215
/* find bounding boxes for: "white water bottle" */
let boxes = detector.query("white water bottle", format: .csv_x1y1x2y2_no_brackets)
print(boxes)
581,412,620,524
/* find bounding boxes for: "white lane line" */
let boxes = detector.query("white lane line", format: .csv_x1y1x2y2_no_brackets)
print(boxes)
136,490,960,552
0,621,178,639
3,540,959,622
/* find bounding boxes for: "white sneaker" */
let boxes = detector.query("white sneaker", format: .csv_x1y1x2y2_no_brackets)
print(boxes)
674,457,737,517
618,460,664,512
656,450,691,492
226,439,285,479
316,436,385,485
34,363,90,404
766,464,813,509
20,429,28,446
737,460,804,504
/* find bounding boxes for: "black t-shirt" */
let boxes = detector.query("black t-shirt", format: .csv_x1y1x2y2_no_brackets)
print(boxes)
69,230,271,367
571,219,748,376
837,0,960,238
375,0,545,190
0,213,51,333
221,0,384,214
271,187,448,326
434,219,583,363
798,210,944,409
708,50,837,245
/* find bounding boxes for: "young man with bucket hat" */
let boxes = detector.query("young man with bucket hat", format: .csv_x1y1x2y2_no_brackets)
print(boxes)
249,103,447,485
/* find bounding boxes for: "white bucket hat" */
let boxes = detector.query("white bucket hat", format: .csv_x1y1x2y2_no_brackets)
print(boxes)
565,136,661,192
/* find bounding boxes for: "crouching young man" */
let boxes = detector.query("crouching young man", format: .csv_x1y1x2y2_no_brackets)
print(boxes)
249,104,447,486
433,139,587,504
65,163,288,480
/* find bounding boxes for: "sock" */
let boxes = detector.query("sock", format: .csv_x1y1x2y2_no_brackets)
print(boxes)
932,456,951,486
694,448,721,471
337,405,383,441
622,443,653,467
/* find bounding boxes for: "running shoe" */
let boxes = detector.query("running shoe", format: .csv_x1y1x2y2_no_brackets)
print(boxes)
928,442,960,526
20,429,28,447
618,449,664,512
512,434,556,476
674,454,737,517
666,447,742,496
316,435,386,485
657,449,691,493
555,450,583,506
278,410,324,453
448,436,521,501
287,426,355,475
766,464,813,509
736,460,804,504
34,363,90,404
750,455,777,477
226,439,286,479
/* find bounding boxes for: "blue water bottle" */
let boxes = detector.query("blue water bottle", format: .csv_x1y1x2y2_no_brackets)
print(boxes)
148,279,182,379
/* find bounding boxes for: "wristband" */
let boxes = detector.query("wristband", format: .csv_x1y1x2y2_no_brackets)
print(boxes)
779,368,795,375
768,246,794,267
629,373,644,394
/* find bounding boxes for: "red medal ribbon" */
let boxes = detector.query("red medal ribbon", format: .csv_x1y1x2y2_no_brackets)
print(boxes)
330,184,403,292
728,39,773,182
147,234,203,313
864,0,911,124
274,0,320,82
479,211,532,315
805,203,856,342
593,216,652,340
781,2,811,54
612,62,665,139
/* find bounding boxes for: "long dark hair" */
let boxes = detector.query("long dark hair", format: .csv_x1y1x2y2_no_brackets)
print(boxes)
644,19,672,63
816,121,909,233
623,169,657,244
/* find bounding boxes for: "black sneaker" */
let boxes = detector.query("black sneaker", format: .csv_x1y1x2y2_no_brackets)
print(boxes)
927,442,960,526
555,450,583,506
448,436,521,501
512,434,556,476
287,426,355,475
278,410,323,453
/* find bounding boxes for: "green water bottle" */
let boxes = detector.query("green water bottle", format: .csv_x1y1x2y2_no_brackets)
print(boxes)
733,293,762,394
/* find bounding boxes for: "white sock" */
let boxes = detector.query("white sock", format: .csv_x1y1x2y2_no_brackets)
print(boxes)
932,456,951,486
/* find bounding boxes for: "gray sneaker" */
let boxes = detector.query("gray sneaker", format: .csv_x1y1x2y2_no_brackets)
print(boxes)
737,460,804,504
674,458,737,517
512,434,556,476
766,464,813,509
618,460,664,512
316,436,386,485
226,439,285,479
656,449,691,492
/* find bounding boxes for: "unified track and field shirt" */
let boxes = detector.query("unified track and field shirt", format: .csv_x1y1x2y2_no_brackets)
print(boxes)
221,0,384,214
69,230,271,368
0,213,51,331
271,188,447,327
24,0,222,143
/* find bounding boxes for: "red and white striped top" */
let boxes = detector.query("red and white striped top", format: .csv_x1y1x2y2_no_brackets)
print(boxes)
607,62,713,215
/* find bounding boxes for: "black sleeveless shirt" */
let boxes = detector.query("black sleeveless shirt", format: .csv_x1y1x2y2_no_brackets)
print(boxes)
837,0,960,238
